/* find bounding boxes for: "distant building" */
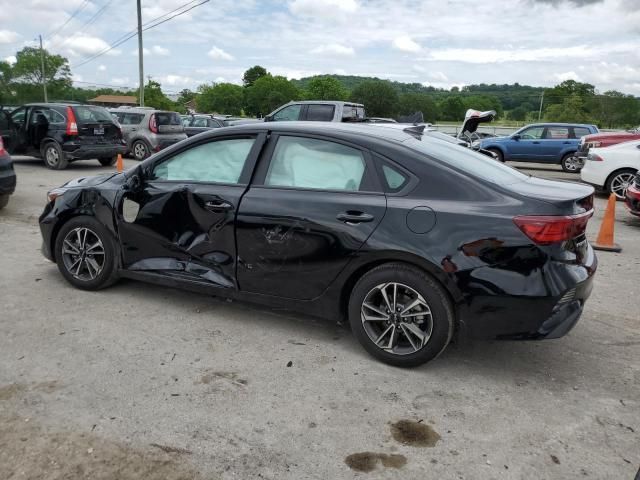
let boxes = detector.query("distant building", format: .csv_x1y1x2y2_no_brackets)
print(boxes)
88,95,138,107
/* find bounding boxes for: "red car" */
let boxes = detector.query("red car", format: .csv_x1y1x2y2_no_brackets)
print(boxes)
576,128,640,169
625,173,640,217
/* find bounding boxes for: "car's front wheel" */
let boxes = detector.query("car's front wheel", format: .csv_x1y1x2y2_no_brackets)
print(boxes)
54,216,119,290
348,263,454,368
561,153,581,173
42,142,69,170
486,148,503,162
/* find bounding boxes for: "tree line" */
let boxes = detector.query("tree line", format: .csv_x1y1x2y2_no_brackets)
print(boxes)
1,47,638,128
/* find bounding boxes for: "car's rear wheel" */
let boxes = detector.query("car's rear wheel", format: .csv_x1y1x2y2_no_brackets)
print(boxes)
132,140,149,160
561,153,581,173
606,168,637,200
54,216,119,290
98,156,117,167
42,142,68,170
487,148,503,162
348,263,454,368
0,194,9,209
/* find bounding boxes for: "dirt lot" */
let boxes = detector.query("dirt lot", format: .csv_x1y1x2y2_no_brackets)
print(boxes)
1,156,639,479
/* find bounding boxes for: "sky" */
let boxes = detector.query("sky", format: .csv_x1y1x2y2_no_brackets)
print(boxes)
0,0,639,95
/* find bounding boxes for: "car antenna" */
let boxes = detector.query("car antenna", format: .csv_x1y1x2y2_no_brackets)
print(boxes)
403,124,426,139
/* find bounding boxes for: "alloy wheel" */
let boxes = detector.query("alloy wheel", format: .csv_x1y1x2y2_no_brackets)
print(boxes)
360,282,433,355
45,147,59,167
610,172,635,199
133,143,147,160
61,227,105,281
563,155,580,172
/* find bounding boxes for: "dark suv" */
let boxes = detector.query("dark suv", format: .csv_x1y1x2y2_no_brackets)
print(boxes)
1,103,126,169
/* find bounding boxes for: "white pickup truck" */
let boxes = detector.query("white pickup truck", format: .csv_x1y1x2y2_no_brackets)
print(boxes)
264,101,366,123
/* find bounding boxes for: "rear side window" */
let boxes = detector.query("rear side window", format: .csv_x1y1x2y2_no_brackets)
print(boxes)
545,127,569,139
155,112,182,126
73,106,113,123
122,113,144,125
572,127,591,139
151,137,255,183
265,136,366,191
405,137,528,186
306,104,335,121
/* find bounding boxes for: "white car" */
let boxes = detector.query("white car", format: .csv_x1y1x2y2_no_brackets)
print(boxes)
580,139,640,199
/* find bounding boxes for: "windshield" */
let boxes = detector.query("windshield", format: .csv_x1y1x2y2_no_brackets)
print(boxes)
73,106,114,123
155,112,182,126
404,136,529,186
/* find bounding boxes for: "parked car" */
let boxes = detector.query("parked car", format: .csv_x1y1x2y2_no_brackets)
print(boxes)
581,139,640,199
624,173,640,216
0,136,16,209
0,103,127,169
265,101,366,122
574,129,640,168
39,122,597,367
181,114,226,137
479,123,598,172
109,107,187,160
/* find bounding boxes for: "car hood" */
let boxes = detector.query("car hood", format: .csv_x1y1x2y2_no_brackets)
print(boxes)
63,172,121,189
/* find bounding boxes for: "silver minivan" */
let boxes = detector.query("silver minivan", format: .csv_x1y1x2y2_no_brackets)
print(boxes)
110,107,187,160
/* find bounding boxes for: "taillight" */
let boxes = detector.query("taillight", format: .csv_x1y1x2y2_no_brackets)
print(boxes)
513,211,593,245
66,106,78,135
149,113,158,134
0,136,6,156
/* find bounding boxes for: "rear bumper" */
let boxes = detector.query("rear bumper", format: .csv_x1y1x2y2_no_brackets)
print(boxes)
625,183,640,216
62,143,127,160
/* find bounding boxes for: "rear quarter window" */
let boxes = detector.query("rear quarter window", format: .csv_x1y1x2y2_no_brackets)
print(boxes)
306,104,335,121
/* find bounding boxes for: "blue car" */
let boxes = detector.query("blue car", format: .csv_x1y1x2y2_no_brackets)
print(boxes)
479,123,599,172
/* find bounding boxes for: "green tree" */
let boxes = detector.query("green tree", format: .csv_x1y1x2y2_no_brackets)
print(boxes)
12,47,71,86
142,80,175,110
245,75,300,116
587,91,640,129
196,83,244,115
436,96,466,121
397,93,439,122
544,80,596,109
545,95,593,123
508,106,528,121
243,65,268,87
350,80,398,117
176,88,197,105
304,76,348,101
461,94,503,118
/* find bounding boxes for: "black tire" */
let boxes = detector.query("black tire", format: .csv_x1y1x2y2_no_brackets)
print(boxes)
348,263,454,368
605,168,637,200
132,140,150,160
54,216,119,290
0,194,9,209
42,142,69,170
487,148,503,162
98,156,117,167
561,153,581,173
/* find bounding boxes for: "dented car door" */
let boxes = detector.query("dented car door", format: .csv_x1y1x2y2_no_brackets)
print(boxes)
116,133,265,289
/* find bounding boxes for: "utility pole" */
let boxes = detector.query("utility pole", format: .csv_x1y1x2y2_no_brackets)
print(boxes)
39,35,48,102
538,91,544,121
137,0,144,107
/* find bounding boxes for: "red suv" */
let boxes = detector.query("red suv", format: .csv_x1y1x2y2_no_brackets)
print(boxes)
575,128,640,168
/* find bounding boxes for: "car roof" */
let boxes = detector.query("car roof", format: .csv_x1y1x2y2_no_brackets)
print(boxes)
523,123,595,128
281,100,365,107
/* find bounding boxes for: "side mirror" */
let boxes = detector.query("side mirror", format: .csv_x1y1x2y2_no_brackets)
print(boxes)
264,114,273,122
512,133,521,141
124,173,141,192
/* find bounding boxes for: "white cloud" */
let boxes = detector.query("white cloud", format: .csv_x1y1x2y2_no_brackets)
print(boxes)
98,65,107,72
131,48,151,56
207,46,234,61
215,76,226,83
54,35,120,58
425,45,614,64
289,0,358,17
4,55,17,65
0,30,19,44
392,36,421,52
334,68,347,75
413,65,427,73
72,73,83,82
160,74,193,86
429,71,448,82
151,45,170,56
310,43,355,56
554,71,581,82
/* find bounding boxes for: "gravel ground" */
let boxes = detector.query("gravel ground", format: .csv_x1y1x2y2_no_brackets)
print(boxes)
0,156,638,480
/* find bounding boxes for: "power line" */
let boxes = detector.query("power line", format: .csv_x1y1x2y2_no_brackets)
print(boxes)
43,0,91,41
72,0,209,69
49,0,115,51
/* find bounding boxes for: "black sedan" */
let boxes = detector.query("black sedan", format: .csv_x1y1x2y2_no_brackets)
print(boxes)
39,122,597,367
0,136,16,209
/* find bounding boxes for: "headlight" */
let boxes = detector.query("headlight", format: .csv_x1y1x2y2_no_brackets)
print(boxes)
47,188,68,203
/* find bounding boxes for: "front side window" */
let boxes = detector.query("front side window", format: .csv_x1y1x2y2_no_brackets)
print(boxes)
151,137,255,184
306,104,335,121
272,105,302,121
265,136,366,191
192,117,208,127
519,126,545,139
545,127,569,139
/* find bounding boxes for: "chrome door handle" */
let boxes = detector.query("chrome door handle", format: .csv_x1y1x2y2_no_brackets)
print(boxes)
205,200,233,211
336,211,374,224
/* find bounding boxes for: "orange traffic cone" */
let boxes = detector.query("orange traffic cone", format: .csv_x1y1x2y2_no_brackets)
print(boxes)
116,153,124,172
593,193,622,252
